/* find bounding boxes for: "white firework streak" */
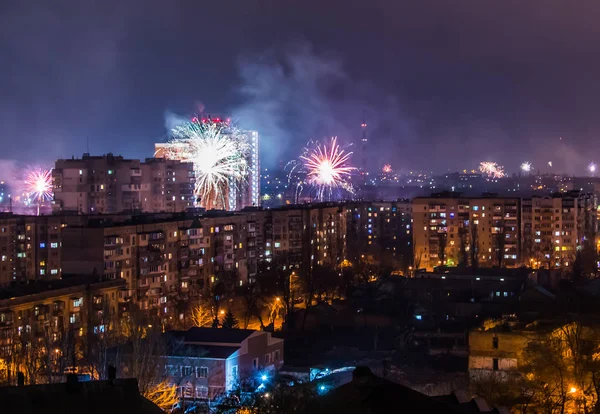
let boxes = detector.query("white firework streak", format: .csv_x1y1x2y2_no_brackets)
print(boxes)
162,121,249,209
288,137,356,202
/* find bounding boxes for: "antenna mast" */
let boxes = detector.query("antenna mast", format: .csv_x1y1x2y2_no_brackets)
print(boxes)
360,112,368,198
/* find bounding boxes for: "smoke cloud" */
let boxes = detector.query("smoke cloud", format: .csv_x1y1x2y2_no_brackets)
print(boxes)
164,110,191,133
229,42,416,170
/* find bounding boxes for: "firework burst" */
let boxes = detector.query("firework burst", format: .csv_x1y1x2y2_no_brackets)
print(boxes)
382,164,392,174
588,162,596,175
161,120,249,210
520,162,532,173
478,161,505,179
25,168,53,215
288,137,356,202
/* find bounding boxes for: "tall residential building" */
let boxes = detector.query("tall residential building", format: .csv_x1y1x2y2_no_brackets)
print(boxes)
521,191,597,268
0,214,66,286
412,194,521,270
140,158,195,213
52,154,194,214
345,200,412,269
154,119,260,211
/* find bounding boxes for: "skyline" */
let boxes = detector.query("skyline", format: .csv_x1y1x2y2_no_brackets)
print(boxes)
2,1,600,174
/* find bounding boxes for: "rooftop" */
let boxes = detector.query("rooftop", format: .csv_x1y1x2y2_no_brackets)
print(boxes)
180,327,257,344
0,278,126,306
0,378,163,414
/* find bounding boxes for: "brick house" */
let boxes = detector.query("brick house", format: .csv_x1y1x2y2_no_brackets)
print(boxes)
164,328,284,399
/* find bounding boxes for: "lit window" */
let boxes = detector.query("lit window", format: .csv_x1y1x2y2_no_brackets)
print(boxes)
50,243,58,248
274,242,281,248
40,243,46,248
40,269,45,275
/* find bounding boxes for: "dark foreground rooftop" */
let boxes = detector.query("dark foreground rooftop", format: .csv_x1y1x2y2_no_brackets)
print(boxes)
0,378,163,414
308,366,469,414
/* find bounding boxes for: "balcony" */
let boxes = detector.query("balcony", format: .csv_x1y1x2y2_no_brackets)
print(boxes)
148,287,162,296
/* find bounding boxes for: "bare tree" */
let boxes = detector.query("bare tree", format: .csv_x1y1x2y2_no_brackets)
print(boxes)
494,230,506,268
438,232,447,266
458,227,469,267
470,223,479,269
112,307,174,407
190,300,214,328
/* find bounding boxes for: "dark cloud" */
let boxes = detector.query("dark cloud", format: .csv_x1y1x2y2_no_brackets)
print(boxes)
1,0,600,174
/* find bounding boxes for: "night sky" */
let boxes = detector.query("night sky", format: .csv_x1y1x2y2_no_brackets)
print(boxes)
1,0,600,175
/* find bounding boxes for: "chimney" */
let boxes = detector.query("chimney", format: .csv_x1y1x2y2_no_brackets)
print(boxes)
65,373,80,394
107,365,116,381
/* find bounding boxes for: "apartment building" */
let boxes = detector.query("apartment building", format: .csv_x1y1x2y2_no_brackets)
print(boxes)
0,279,126,371
412,194,521,270
345,200,412,269
60,212,265,319
522,192,597,268
140,158,195,213
52,153,194,214
0,214,66,286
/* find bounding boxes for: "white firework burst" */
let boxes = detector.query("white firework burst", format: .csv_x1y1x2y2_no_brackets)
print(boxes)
161,120,249,210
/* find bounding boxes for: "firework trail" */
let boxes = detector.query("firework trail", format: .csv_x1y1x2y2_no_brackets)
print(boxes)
288,137,356,202
520,162,532,173
25,168,53,215
161,120,249,210
478,161,505,179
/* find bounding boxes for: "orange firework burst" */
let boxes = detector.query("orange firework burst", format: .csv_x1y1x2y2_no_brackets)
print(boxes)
382,164,392,174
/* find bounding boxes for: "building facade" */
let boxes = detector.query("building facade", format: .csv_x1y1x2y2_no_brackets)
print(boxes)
0,214,66,286
413,192,599,271
52,153,194,214
157,328,284,399
345,200,412,272
0,279,126,383
412,194,521,270
468,330,533,380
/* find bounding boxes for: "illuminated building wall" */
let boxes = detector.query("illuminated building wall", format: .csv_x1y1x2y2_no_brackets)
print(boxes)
412,195,521,271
